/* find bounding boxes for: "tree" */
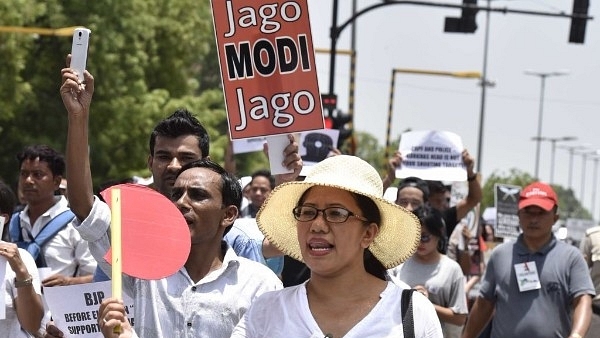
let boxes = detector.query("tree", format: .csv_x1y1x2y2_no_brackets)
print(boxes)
481,168,591,220
0,0,227,191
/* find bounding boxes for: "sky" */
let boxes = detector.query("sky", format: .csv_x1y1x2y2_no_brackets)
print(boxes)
306,0,600,219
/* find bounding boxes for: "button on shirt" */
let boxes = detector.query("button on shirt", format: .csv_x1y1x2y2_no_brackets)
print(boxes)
75,197,283,338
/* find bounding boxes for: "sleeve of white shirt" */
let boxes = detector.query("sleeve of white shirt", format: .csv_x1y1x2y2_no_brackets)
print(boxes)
71,196,112,277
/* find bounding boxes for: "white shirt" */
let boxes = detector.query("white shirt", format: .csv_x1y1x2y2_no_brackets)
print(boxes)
17,196,96,277
231,281,443,338
75,197,283,338
1,247,43,338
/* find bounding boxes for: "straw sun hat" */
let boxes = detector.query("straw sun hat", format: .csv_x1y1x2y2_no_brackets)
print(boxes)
257,155,421,269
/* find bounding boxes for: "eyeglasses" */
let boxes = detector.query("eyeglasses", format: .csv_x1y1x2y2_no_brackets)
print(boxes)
293,205,368,223
420,234,432,243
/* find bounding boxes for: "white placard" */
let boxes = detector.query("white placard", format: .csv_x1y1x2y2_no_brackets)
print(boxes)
396,130,466,181
0,258,6,319
232,137,267,154
44,281,135,338
38,267,53,281
266,135,294,175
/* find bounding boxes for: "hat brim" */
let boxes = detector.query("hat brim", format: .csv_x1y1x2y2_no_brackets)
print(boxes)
518,198,555,211
257,181,420,269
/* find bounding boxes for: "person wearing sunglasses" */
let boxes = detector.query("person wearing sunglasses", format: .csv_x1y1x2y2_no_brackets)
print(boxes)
389,206,468,338
230,155,443,338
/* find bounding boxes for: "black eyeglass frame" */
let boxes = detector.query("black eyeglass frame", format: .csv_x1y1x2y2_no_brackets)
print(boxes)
292,205,369,223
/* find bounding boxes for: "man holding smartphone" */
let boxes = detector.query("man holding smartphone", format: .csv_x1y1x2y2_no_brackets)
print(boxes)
46,53,302,337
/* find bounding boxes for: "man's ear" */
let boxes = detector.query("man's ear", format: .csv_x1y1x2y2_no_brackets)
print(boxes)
147,155,153,171
221,205,238,228
53,175,63,189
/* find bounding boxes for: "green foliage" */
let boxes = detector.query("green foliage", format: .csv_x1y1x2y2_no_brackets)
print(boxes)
0,0,225,189
481,168,591,220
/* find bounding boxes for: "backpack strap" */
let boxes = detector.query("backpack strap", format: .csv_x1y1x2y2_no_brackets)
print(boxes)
401,289,415,338
9,211,23,242
10,209,75,267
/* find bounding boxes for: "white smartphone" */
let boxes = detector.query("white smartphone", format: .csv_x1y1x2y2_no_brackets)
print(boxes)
70,27,91,82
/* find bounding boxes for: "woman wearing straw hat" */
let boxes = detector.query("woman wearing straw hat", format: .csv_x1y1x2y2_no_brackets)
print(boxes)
231,155,442,338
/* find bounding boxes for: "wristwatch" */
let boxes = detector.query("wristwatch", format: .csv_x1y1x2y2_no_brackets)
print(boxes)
14,275,33,288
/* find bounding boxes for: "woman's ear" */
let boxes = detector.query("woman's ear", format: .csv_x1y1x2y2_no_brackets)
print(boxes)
361,223,379,249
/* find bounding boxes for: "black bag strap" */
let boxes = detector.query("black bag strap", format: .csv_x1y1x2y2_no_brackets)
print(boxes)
401,289,415,338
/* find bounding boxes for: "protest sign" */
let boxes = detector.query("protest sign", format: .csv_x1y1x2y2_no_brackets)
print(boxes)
232,137,267,154
299,129,339,165
0,258,6,319
396,130,465,181
494,183,521,239
211,0,324,140
44,281,135,338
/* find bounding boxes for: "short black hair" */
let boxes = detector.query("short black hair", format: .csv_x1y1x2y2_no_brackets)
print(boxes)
251,169,275,189
149,108,210,158
176,159,242,210
0,180,16,216
16,144,65,176
397,176,429,202
426,180,448,195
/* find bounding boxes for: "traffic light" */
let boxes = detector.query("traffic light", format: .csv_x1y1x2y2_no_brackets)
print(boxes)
321,93,338,113
330,110,353,149
444,0,478,33
569,0,590,43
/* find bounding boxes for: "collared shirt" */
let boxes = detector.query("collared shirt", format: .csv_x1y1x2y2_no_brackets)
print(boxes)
1,247,43,338
17,196,96,276
75,197,283,338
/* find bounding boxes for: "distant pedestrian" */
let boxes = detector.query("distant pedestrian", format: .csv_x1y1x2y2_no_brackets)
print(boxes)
462,182,595,338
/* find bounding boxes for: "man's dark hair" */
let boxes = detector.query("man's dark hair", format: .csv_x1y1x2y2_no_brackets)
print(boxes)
427,180,448,195
149,108,210,158
0,180,16,216
251,169,275,189
397,176,429,202
0,180,17,241
176,159,242,211
16,144,65,176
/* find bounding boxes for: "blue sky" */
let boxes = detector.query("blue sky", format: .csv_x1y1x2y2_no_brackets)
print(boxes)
307,0,600,218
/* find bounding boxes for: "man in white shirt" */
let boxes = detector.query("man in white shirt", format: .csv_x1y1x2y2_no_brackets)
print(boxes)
54,58,286,338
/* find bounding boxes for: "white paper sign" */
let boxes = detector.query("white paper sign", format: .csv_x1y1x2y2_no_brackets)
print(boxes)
299,129,339,166
44,281,135,338
232,137,267,154
38,267,53,281
396,130,466,181
0,258,6,319
266,134,294,175
0,216,6,240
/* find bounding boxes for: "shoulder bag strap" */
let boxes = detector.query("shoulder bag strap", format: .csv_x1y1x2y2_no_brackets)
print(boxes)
401,288,415,338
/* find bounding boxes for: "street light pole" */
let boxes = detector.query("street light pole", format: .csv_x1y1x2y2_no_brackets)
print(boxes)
530,136,577,183
384,68,481,159
591,156,600,220
524,70,569,179
578,149,599,204
558,144,588,190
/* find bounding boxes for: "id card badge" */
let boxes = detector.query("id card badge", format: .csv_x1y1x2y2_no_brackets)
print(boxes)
514,261,541,292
